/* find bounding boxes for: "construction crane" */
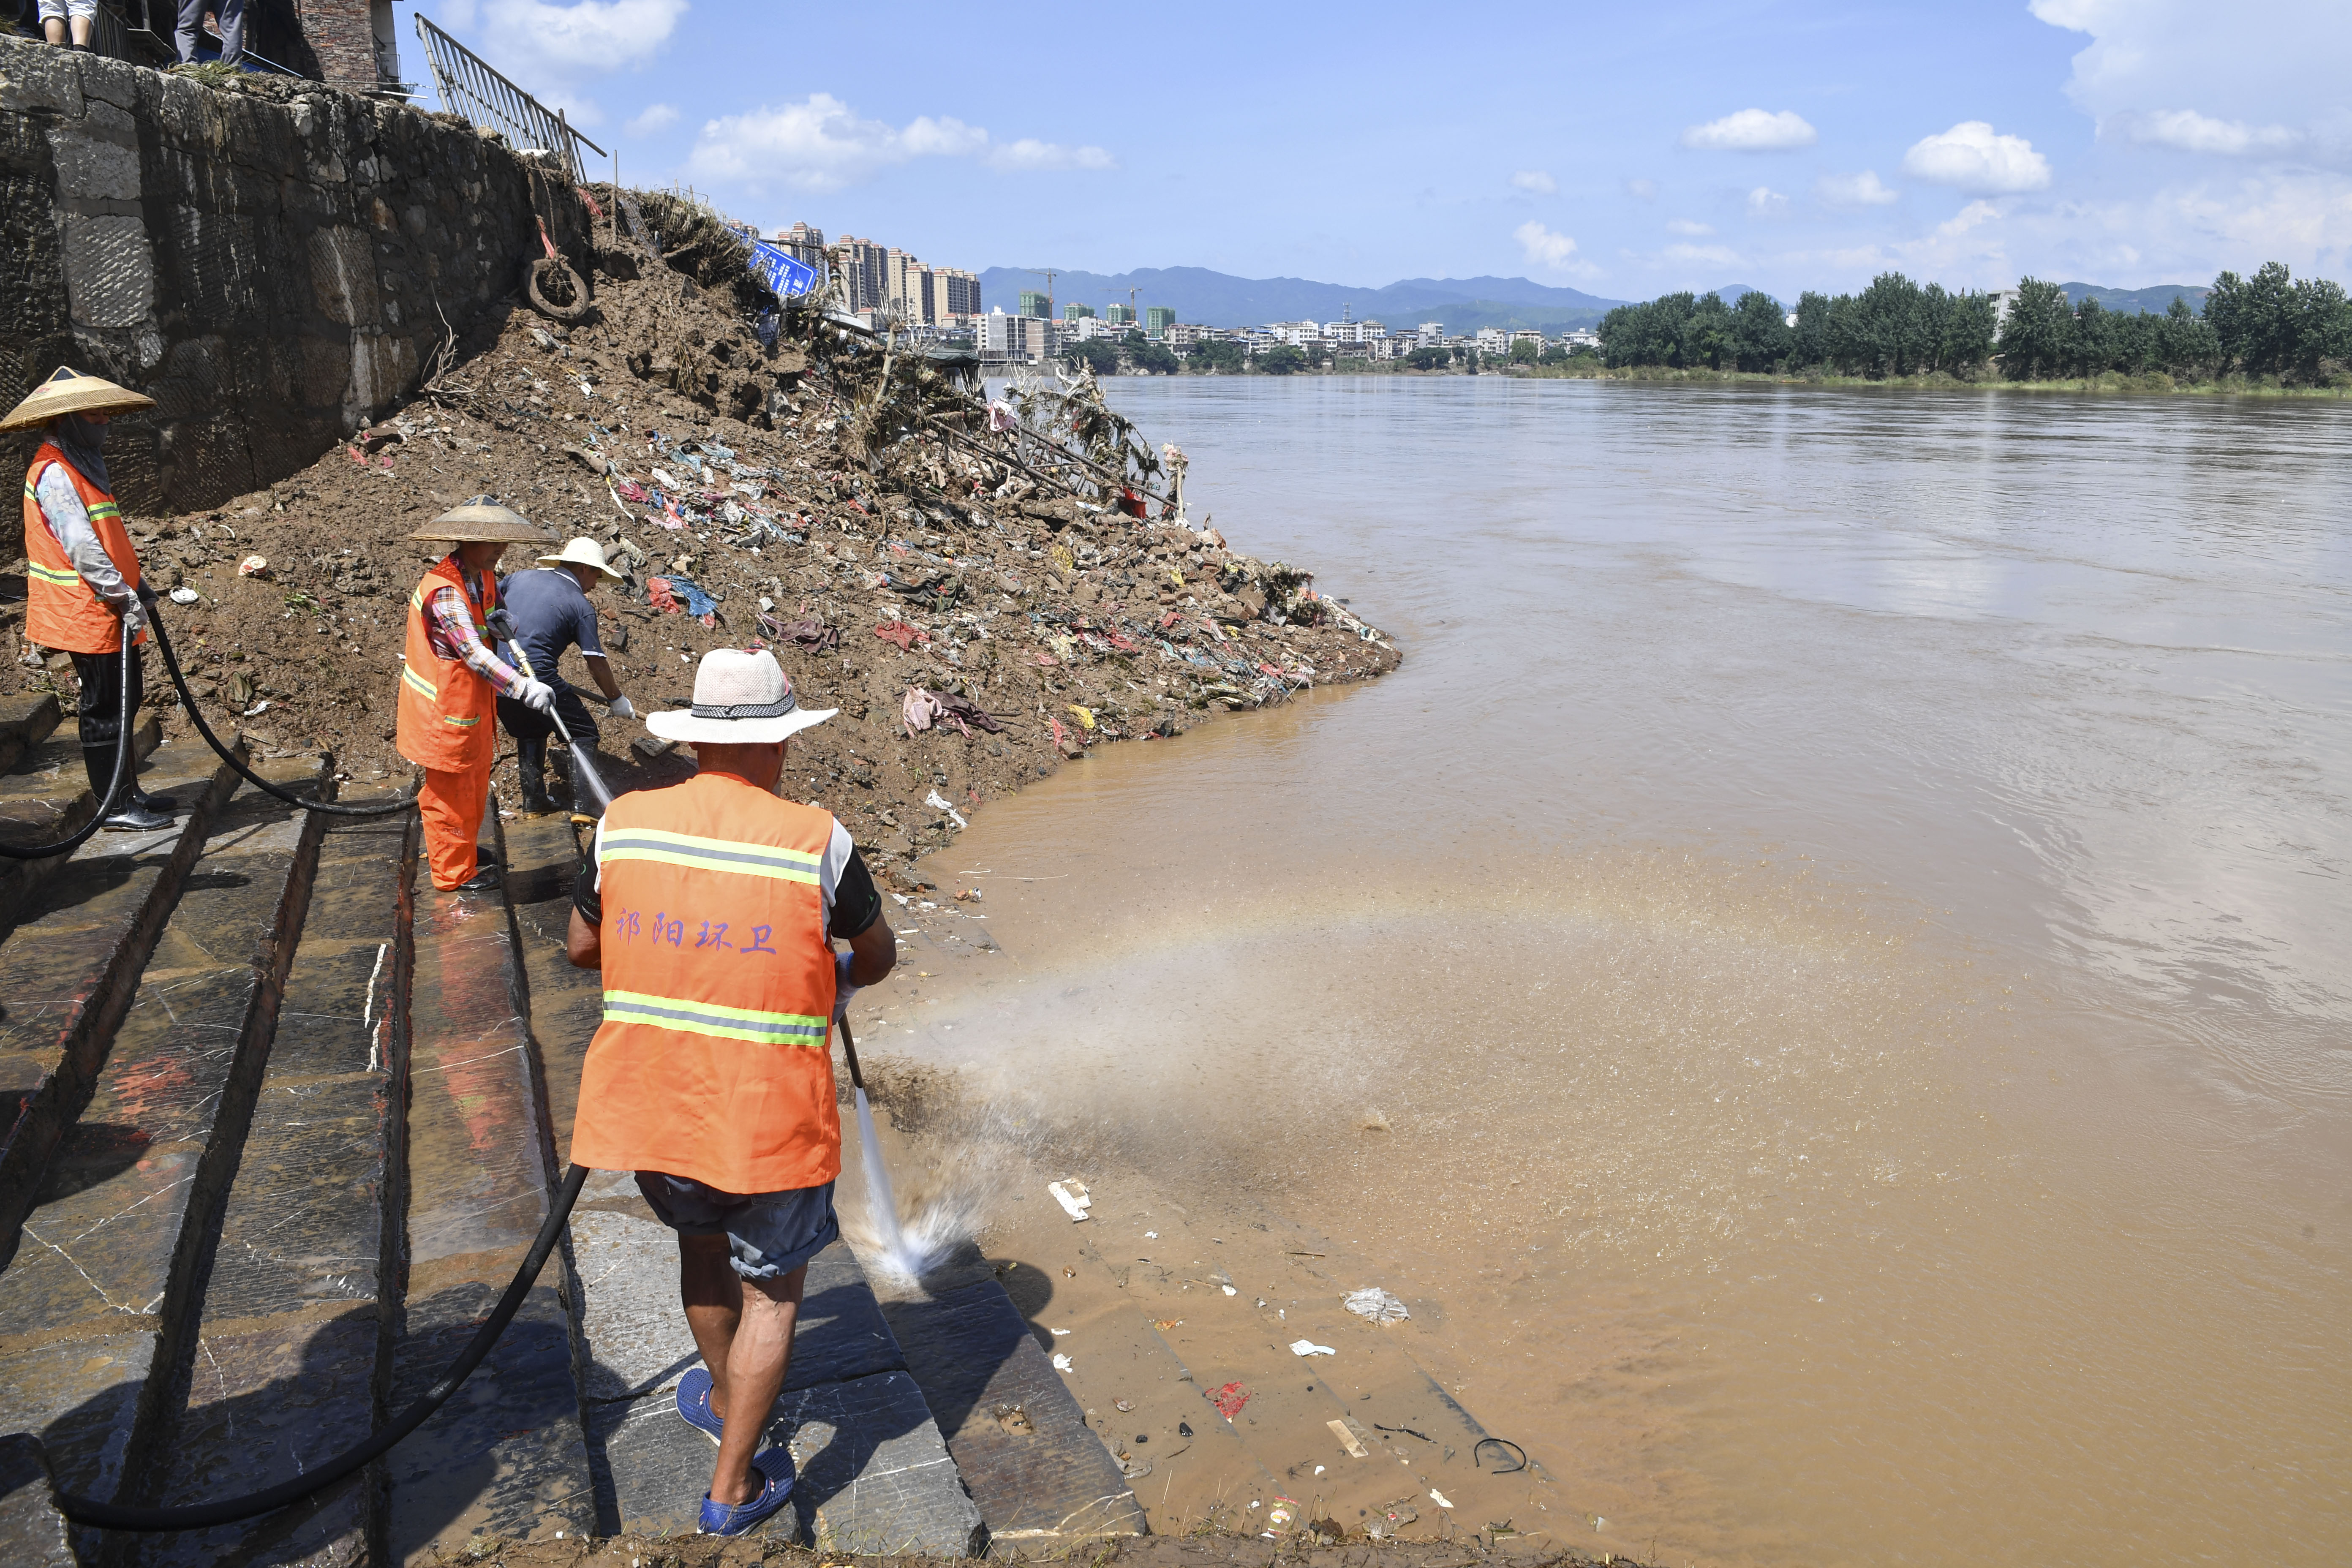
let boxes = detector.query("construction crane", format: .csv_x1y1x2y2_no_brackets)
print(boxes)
1023,267,1059,321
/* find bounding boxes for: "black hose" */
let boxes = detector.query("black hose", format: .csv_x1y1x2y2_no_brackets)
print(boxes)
56,1162,591,1532
147,607,417,818
0,634,133,860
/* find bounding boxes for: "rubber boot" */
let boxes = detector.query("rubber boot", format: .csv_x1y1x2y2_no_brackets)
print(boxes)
86,748,170,830
517,737,555,814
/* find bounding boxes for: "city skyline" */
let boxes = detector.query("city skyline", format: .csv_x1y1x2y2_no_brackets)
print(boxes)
411,0,2351,303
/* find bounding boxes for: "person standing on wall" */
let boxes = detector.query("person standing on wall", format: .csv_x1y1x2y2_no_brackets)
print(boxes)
38,0,98,50
564,649,895,1535
3,366,175,832
495,536,637,814
174,0,245,67
397,502,555,893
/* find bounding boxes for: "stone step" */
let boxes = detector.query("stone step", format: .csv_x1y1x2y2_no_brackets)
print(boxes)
384,797,595,1562
0,733,240,1267
0,694,62,779
502,809,985,1553
129,800,419,1568
0,762,327,1545
876,1271,1147,1546
0,711,164,938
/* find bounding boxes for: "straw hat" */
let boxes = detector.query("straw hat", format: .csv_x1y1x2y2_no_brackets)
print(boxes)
536,536,624,580
0,367,155,433
648,650,836,745
408,499,551,544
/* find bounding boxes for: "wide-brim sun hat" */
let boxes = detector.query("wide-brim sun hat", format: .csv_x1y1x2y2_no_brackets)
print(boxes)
0,367,155,433
648,649,836,745
537,536,624,579
409,499,552,544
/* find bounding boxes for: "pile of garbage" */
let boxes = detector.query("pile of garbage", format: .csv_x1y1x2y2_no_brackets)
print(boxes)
1,192,1400,885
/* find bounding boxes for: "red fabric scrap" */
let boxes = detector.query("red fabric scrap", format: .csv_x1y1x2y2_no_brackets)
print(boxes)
647,577,682,614
1157,610,1182,630
873,621,930,651
1211,1382,1250,1420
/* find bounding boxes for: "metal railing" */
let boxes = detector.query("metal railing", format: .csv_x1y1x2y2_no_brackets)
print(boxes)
412,12,604,183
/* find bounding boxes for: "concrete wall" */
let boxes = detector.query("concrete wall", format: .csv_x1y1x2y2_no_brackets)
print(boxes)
0,36,591,516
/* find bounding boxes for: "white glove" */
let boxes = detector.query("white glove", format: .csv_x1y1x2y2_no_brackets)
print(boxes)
119,598,148,643
833,949,860,1021
516,678,555,713
606,694,637,720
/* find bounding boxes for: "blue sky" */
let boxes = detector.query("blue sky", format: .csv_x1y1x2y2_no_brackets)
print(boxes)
408,0,2352,302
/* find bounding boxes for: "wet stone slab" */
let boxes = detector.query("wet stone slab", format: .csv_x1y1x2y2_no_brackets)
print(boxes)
881,1277,1146,1542
591,1365,984,1554
0,1332,154,1500
0,1429,76,1567
388,860,594,1560
0,781,317,1346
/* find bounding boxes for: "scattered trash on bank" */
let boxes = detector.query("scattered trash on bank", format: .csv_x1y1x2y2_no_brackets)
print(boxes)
1048,1179,1092,1222
1290,1338,1337,1356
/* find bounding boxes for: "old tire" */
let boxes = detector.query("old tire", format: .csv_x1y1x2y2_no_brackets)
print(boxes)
526,256,592,324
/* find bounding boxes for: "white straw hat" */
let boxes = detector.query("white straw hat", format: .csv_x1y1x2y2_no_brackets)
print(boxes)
537,536,624,580
647,649,836,744
0,366,155,433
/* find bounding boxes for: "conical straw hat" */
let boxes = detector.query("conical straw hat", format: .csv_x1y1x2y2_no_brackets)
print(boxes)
408,499,551,544
0,366,155,433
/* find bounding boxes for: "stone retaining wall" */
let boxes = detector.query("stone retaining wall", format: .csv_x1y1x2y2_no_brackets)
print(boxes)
0,37,591,516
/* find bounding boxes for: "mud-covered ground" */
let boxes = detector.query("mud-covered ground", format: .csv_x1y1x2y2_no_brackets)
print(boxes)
421,1531,1652,1568
2,219,1396,885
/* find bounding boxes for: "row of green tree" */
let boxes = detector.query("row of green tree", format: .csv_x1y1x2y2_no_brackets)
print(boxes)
1592,262,2350,382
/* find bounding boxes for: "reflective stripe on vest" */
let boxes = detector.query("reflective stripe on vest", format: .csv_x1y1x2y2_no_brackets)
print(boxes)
21,447,142,655
600,988,829,1047
599,828,822,885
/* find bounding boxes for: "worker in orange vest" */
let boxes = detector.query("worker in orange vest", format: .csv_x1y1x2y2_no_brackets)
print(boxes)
565,649,896,1536
3,366,175,831
397,502,556,893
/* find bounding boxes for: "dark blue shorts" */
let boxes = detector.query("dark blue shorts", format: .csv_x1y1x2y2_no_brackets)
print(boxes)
635,1172,838,1282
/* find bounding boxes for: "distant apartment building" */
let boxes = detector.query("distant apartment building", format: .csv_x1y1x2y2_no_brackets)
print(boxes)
1167,323,1223,346
1105,303,1137,325
1475,327,1510,356
775,223,828,272
830,237,888,313
1064,302,1097,321
1071,316,1125,342
1145,306,1176,338
980,309,1051,363
1509,329,1547,353
1019,291,1052,319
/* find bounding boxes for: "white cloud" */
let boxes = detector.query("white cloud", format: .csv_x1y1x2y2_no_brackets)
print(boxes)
1514,220,1581,271
1902,122,2053,194
1511,169,1559,195
1666,218,1714,236
626,103,678,136
687,94,1113,193
1625,178,1659,201
472,0,686,78
1815,170,1899,207
2108,109,2300,156
1665,242,1741,267
1680,109,1817,152
985,138,1116,172
1746,186,1790,218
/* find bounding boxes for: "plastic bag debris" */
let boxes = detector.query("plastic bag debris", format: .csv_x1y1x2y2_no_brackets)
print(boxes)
1429,1489,1454,1510
169,587,201,604
1211,1382,1251,1419
1047,1180,1092,1222
1344,1288,1411,1324
924,788,969,829
1290,1339,1336,1357
1051,1353,1074,1373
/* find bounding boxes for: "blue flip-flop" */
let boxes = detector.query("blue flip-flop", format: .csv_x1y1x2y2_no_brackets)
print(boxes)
699,1446,796,1537
677,1367,725,1446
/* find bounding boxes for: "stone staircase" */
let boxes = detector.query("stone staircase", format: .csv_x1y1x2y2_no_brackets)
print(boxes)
0,716,1125,1563
0,709,1538,1563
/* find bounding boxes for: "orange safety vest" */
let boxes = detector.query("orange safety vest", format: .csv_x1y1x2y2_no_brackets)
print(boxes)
395,558,499,771
21,444,143,655
570,772,842,1194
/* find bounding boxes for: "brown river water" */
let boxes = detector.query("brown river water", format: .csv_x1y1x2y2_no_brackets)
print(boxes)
874,379,2349,1565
